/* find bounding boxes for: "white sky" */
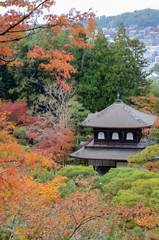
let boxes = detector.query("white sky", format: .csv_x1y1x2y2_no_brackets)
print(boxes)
53,0,159,16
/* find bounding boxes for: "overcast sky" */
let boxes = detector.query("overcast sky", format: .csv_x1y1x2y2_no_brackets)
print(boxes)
53,0,159,16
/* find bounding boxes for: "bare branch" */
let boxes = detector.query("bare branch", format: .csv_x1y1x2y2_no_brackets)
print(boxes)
0,0,50,36
69,214,104,239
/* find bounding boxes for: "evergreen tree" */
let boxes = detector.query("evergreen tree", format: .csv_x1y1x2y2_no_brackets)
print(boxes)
71,24,150,112
0,66,17,101
73,28,113,112
109,23,150,99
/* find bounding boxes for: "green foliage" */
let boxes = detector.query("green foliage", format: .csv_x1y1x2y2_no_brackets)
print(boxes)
102,168,156,194
93,167,159,206
71,25,150,112
149,78,159,98
13,126,28,146
58,165,96,179
93,167,134,189
95,9,159,28
150,129,159,143
110,23,149,98
128,144,159,168
22,145,31,152
0,66,17,101
6,29,70,107
66,100,92,147
73,28,114,112
59,179,80,198
13,126,27,139
113,177,159,206
33,168,57,183
66,100,90,129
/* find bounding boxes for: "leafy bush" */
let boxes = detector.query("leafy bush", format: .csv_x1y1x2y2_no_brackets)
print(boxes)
93,167,134,190
13,126,28,145
150,128,159,143
33,168,57,183
94,168,159,206
59,179,80,198
58,165,96,179
113,178,159,206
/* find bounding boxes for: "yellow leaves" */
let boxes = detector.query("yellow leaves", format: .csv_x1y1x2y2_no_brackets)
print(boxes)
135,211,159,229
14,228,27,240
36,176,66,202
0,140,57,170
21,175,66,202
8,60,24,66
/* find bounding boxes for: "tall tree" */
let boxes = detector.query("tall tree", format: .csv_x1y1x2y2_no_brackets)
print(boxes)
110,23,150,98
72,28,113,112
0,1,95,106
71,24,150,112
0,66,17,101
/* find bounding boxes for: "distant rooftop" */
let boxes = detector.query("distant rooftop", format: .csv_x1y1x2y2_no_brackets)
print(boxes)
79,100,156,129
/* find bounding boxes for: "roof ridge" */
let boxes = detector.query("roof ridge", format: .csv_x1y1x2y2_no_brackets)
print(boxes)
122,103,149,126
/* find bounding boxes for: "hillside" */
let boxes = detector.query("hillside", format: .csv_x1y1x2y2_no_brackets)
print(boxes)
95,8,159,28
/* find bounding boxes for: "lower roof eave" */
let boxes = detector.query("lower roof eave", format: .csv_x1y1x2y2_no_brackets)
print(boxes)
69,154,128,161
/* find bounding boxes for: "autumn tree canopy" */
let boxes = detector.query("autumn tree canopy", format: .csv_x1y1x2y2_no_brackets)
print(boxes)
0,0,95,66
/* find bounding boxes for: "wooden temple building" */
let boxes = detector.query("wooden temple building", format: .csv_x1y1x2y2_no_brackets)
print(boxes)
70,99,157,174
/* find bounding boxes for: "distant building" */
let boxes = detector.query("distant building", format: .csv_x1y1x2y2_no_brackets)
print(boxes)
70,99,156,175
155,56,159,65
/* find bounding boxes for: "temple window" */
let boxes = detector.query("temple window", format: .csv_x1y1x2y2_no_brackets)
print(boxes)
98,132,105,139
126,132,134,140
112,132,119,140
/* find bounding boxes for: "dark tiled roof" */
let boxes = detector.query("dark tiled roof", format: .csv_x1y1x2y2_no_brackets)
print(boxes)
79,101,156,129
69,139,151,161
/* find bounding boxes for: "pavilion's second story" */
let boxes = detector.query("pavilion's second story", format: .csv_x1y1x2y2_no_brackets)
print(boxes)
93,128,142,145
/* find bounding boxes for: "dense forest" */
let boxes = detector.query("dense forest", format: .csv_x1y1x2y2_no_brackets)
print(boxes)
0,23,151,112
95,8,159,28
0,1,159,239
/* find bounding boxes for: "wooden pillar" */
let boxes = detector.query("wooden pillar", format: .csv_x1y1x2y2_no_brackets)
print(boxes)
85,159,88,166
122,130,125,141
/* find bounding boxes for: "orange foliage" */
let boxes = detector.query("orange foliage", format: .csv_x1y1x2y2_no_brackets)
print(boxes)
0,138,66,235
0,140,58,203
28,47,77,81
127,93,159,139
0,0,95,65
52,191,109,239
0,112,14,143
127,93,159,114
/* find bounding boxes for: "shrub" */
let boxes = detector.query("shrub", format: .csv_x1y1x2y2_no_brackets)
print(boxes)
13,126,28,145
33,168,57,183
58,165,96,179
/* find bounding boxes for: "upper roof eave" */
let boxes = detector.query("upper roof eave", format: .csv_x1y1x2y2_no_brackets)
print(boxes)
78,123,154,129
78,101,157,129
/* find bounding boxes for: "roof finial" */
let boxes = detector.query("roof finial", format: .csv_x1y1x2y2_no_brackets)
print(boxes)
115,93,122,103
